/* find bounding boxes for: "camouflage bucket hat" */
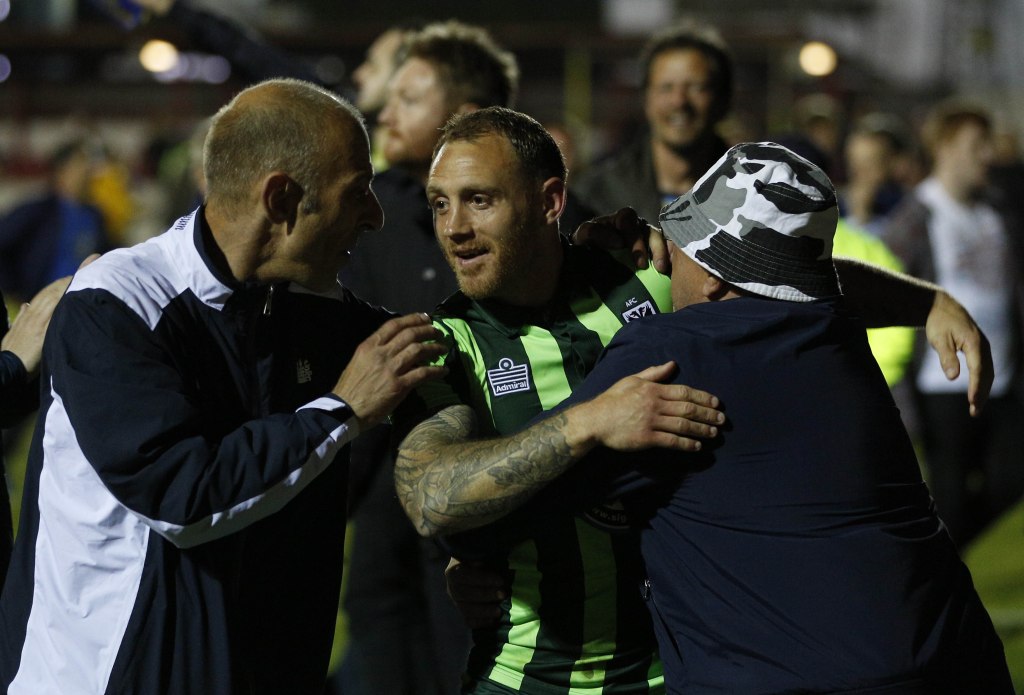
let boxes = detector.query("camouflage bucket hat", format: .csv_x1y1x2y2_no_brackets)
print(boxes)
659,141,840,302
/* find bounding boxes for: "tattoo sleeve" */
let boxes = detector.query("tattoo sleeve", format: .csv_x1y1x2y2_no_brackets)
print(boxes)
394,404,579,537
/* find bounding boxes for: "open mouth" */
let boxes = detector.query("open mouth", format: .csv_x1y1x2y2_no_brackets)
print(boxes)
451,247,488,269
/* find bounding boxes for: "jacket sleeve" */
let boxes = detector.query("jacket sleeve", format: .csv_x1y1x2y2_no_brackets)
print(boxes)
0,352,39,427
0,298,40,425
45,288,359,549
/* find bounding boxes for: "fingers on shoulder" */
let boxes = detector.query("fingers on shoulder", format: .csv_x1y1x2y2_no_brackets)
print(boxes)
671,384,719,408
649,430,704,452
375,312,434,342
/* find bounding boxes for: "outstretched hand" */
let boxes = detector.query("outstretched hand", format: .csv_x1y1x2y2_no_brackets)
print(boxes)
570,361,723,453
925,291,993,417
571,207,670,274
333,313,447,428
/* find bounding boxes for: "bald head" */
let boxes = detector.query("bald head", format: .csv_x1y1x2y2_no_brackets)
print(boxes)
204,78,367,215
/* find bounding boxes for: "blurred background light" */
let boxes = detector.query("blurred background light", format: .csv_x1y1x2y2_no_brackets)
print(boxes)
138,39,179,74
799,41,838,77
199,55,231,84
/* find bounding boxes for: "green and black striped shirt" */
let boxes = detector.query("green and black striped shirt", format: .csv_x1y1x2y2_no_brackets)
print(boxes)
411,244,672,694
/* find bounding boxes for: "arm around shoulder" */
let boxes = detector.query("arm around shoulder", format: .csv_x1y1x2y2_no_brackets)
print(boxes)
394,360,722,537
834,257,992,415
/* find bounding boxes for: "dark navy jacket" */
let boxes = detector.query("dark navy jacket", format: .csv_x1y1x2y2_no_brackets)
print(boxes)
548,297,1012,693
0,209,389,694
574,132,729,226
340,167,457,316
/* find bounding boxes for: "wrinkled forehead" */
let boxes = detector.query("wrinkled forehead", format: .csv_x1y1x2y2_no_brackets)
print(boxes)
431,134,519,181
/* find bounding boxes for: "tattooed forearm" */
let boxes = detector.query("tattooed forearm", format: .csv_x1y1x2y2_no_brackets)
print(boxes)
395,405,581,537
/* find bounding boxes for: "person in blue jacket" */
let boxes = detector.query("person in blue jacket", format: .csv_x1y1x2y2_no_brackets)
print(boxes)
0,78,446,695
547,142,1013,693
0,140,109,302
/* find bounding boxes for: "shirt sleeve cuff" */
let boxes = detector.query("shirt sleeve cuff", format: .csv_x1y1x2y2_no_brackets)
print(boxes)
298,394,359,436
0,350,27,388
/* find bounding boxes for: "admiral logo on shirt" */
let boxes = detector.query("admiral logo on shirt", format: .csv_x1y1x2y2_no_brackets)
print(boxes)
622,297,656,323
486,358,531,397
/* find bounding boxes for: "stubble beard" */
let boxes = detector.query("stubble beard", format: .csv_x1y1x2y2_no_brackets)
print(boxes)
454,215,539,303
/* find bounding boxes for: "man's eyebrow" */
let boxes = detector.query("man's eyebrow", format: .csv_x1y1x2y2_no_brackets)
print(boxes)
425,184,502,199
468,186,501,197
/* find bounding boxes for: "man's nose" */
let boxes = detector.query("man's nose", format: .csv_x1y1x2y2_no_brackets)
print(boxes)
440,203,471,239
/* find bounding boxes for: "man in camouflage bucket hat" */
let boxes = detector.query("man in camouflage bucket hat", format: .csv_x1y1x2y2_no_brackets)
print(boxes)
660,141,841,302
539,141,1013,692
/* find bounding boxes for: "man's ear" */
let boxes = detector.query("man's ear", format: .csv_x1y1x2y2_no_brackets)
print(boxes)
454,102,480,116
540,176,566,224
702,273,730,300
262,172,301,227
